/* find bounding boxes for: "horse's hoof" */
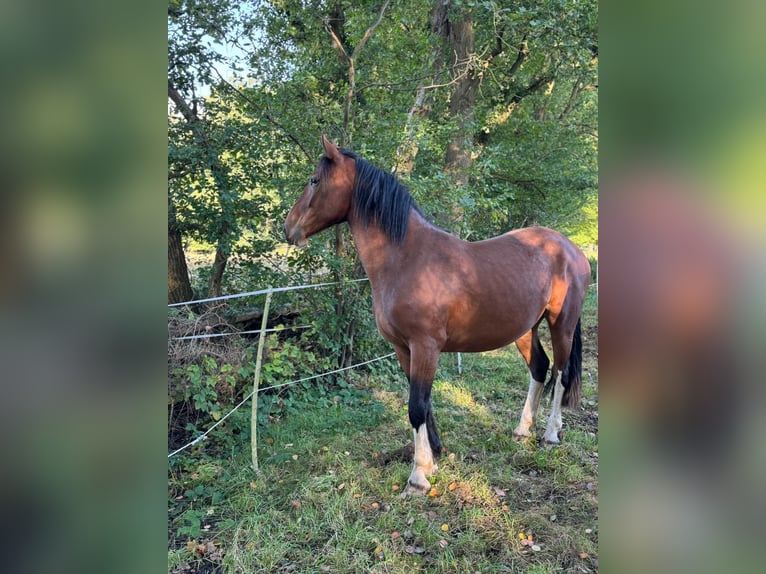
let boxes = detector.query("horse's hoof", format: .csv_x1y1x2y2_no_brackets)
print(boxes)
403,470,431,496
403,480,430,497
513,431,532,442
543,429,563,446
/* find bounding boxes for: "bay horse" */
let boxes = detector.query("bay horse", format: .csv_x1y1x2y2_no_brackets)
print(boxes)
284,135,590,494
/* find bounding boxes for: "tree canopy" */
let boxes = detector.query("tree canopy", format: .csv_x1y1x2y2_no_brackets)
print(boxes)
168,0,597,304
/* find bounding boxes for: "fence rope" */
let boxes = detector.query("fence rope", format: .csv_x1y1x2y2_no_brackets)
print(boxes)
168,277,369,308
167,352,397,459
172,325,311,341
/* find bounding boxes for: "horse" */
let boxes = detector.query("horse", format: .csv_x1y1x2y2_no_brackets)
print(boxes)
284,135,591,494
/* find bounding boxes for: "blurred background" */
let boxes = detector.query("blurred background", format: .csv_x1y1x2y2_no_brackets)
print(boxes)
600,1,765,572
0,1,763,573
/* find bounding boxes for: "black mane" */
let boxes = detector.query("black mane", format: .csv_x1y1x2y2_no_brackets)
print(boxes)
321,149,421,244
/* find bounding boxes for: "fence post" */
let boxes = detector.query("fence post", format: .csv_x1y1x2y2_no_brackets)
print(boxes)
251,287,273,473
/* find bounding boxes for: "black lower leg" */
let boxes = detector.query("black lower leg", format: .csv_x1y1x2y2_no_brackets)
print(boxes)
408,380,441,455
529,335,550,383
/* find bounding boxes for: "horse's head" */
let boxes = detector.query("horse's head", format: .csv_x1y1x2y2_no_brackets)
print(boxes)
284,135,355,247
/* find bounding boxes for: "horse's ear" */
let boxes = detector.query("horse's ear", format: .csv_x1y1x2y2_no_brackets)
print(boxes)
321,134,342,163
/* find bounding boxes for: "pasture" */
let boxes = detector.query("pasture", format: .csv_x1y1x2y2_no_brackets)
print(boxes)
168,288,597,573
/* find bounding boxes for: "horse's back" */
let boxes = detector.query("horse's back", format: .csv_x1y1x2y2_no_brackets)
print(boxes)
502,226,590,282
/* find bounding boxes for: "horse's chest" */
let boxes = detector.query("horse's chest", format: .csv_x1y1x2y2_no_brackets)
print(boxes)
371,293,411,346
372,304,399,344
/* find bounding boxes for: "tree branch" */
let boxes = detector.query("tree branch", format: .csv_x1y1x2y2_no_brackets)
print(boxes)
325,1,391,146
168,82,198,124
509,74,553,104
212,71,314,162
508,37,529,78
324,20,349,62
352,0,390,60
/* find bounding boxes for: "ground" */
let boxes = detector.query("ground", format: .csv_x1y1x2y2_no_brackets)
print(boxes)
168,289,597,573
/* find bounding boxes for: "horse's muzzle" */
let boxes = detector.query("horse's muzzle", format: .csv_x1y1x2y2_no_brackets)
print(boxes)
284,222,307,247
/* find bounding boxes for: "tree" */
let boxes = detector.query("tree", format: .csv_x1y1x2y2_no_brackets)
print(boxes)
168,0,252,299
168,188,194,305
167,0,598,357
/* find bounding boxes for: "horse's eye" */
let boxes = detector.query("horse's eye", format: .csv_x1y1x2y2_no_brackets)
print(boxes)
310,177,319,186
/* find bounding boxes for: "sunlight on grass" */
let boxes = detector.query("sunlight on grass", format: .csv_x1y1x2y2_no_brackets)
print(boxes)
435,379,491,422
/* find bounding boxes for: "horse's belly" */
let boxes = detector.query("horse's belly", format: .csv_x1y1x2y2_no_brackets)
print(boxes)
442,331,522,353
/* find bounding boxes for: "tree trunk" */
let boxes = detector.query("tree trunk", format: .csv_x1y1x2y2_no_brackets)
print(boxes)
394,0,451,175
445,10,479,187
207,226,229,299
168,198,193,305
168,81,233,300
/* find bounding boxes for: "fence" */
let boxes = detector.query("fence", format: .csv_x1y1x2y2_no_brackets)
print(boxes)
168,277,598,464
167,277,395,469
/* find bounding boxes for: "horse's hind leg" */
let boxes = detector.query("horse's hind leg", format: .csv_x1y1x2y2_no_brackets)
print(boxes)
543,312,580,444
513,328,549,439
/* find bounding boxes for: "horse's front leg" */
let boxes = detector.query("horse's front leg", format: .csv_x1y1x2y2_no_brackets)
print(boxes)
403,342,442,495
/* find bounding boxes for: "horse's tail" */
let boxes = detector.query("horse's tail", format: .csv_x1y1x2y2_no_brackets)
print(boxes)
544,318,583,409
561,318,583,409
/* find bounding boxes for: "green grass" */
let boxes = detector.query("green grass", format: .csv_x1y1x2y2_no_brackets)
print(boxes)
169,289,598,573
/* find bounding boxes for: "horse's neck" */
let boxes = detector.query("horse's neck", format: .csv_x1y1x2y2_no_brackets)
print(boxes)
348,210,427,285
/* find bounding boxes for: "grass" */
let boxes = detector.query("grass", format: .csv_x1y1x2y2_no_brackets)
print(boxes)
169,289,598,573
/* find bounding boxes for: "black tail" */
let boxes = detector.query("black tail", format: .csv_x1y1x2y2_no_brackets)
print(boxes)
544,318,583,409
561,318,583,408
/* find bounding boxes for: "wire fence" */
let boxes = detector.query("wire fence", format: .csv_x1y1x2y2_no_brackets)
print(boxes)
171,324,311,341
168,276,389,460
168,277,369,308
168,276,598,460
167,352,396,459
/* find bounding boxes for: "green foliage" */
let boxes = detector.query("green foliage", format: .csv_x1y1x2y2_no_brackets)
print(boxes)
169,2,598,564
169,0,598,283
